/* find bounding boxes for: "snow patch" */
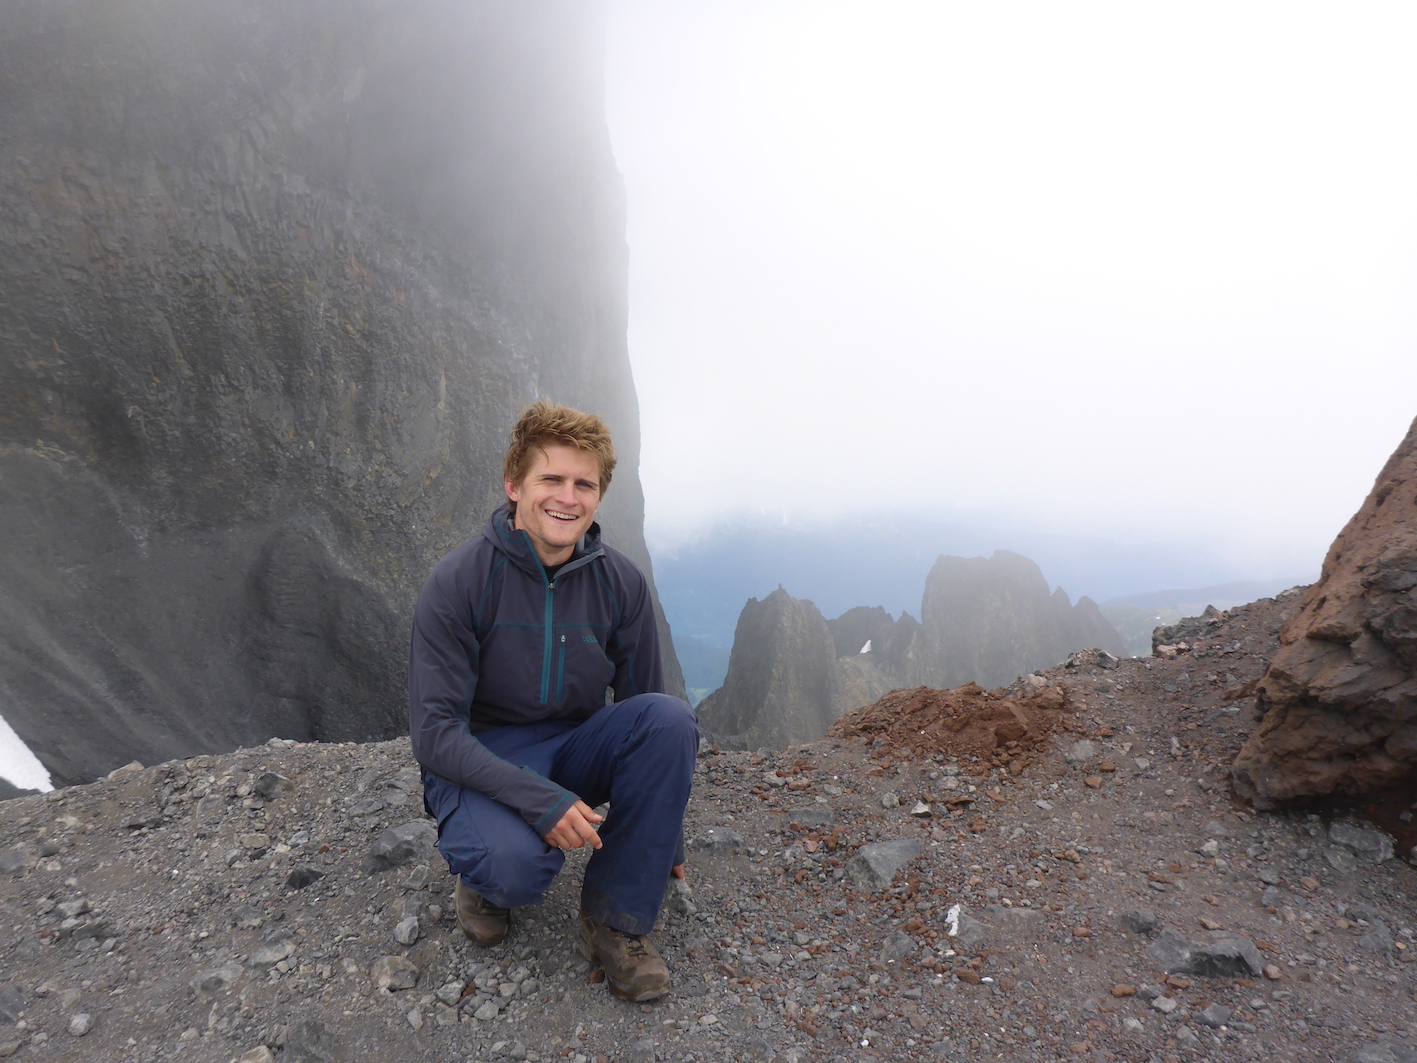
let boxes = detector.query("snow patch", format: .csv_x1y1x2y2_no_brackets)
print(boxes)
0,713,53,792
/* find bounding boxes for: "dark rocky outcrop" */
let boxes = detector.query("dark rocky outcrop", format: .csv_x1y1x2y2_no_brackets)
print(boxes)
826,606,919,668
699,552,1123,750
696,589,841,750
1152,605,1224,654
0,0,680,787
0,780,40,802
1233,415,1417,808
908,551,1124,690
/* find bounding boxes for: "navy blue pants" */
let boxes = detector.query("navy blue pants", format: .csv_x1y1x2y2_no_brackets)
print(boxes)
423,693,698,936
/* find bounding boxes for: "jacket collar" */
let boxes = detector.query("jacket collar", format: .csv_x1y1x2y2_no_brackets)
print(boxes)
482,502,604,582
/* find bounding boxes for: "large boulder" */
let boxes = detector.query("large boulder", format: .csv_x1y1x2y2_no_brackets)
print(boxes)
1233,416,1417,807
0,0,680,786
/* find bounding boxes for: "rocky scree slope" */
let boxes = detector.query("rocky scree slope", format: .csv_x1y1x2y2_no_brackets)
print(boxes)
4,593,1417,1063
0,0,681,789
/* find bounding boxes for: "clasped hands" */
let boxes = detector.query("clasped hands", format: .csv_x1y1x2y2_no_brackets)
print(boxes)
542,798,686,880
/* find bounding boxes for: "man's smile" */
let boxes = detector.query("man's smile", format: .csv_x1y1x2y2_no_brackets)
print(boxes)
506,444,604,566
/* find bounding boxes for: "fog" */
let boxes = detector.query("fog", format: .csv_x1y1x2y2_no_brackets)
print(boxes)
606,1,1417,592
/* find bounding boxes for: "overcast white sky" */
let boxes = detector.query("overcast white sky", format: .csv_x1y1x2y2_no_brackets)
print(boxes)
605,1,1417,580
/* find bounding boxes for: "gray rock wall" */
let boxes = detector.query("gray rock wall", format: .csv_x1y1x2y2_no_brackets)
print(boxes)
0,0,681,786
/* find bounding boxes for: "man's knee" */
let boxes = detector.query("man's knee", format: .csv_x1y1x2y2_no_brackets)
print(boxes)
623,692,699,744
461,848,561,910
435,794,562,909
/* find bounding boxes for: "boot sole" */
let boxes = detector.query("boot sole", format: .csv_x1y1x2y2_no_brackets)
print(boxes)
458,920,508,948
606,976,669,1003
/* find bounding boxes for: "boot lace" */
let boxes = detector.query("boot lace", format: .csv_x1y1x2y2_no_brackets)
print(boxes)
619,932,651,958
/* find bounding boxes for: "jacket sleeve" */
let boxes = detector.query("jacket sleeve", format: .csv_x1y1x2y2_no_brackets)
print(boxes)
408,571,578,838
605,564,665,701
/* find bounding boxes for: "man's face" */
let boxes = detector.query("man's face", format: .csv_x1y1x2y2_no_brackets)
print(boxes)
506,443,603,567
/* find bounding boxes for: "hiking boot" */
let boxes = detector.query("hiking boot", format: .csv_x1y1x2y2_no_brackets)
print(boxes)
455,878,509,947
578,910,671,1002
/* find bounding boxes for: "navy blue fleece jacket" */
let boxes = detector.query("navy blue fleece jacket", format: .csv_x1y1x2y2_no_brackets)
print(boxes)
408,505,665,837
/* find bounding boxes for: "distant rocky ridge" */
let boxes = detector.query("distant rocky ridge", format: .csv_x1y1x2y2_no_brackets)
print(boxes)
1233,414,1417,808
0,0,680,788
1101,578,1309,658
697,551,1124,749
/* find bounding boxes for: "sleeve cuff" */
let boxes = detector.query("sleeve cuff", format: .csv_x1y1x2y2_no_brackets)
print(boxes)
530,785,579,838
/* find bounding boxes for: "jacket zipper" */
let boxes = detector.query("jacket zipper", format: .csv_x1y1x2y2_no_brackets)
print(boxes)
556,633,567,701
539,580,555,704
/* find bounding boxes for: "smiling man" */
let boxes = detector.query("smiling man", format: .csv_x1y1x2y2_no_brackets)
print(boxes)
408,401,697,1002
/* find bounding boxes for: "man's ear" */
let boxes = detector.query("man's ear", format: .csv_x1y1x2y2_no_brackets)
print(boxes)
505,478,521,502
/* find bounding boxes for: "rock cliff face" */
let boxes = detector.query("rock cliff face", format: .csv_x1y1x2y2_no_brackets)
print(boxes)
909,551,1124,690
826,605,920,668
1233,416,1417,808
698,554,1123,749
0,0,680,787
695,589,841,751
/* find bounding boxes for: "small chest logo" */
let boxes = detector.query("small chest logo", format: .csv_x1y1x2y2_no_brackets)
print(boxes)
581,634,598,644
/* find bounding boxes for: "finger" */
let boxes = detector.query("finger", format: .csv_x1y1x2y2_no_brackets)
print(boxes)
547,823,575,850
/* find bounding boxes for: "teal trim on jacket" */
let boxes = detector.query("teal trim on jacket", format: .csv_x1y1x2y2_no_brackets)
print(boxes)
408,505,665,833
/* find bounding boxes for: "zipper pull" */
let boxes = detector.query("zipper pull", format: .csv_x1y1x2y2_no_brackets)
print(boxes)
560,634,566,643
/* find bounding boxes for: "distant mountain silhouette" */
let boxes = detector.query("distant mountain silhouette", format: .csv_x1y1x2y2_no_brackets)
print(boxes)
697,551,1124,749
651,514,1305,650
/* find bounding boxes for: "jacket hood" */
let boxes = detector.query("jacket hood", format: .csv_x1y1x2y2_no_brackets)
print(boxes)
481,502,604,581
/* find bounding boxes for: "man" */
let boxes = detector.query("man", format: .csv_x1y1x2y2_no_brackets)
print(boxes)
408,401,697,1003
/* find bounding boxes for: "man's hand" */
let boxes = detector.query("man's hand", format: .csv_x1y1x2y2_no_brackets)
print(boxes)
543,800,603,852
670,862,686,881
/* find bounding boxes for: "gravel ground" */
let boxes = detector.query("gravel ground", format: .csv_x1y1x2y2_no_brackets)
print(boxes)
3,590,1416,1063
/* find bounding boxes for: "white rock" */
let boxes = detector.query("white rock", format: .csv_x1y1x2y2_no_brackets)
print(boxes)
474,999,501,1021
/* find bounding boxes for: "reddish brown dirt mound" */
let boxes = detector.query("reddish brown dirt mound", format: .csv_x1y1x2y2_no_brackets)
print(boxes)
828,681,1074,769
